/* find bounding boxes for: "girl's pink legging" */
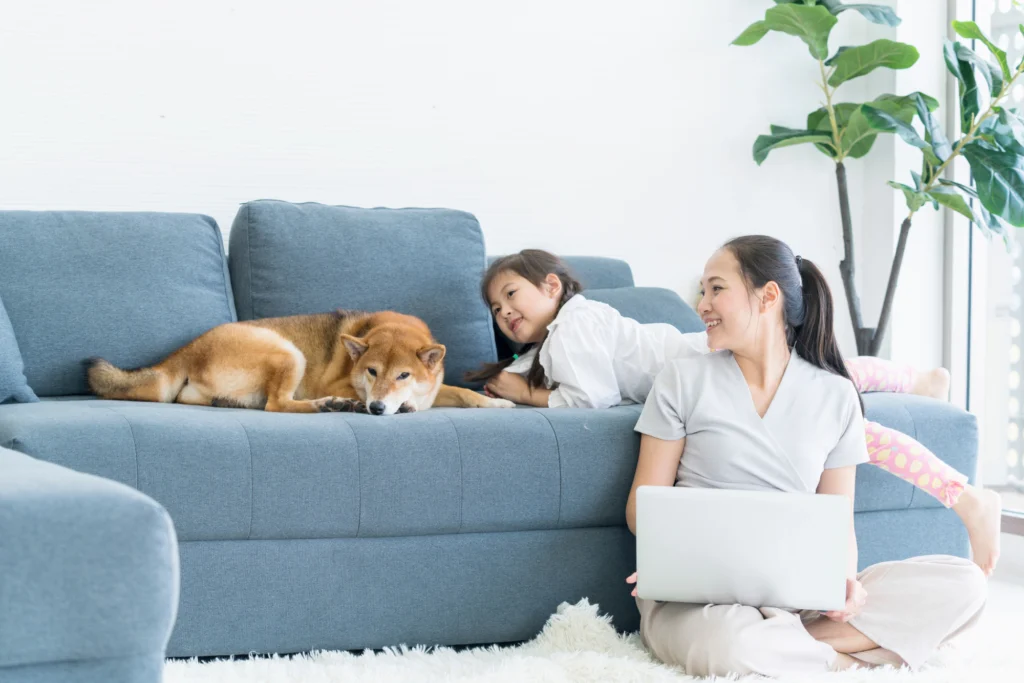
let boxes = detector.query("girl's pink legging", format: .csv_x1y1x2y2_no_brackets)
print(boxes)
846,357,968,508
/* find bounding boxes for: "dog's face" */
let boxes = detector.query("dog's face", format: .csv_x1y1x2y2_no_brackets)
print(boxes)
341,328,445,416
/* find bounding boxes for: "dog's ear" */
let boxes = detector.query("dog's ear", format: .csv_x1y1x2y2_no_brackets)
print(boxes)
340,334,369,360
418,344,446,369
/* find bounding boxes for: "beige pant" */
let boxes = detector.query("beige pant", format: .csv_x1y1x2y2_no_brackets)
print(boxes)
637,555,987,678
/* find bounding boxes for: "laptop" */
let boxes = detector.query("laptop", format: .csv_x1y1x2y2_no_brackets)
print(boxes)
635,486,850,611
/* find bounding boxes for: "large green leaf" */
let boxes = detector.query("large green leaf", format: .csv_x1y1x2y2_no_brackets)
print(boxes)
762,4,838,59
912,92,953,161
806,92,937,160
977,204,1011,241
824,46,852,67
927,187,976,221
963,141,1024,226
807,103,855,158
827,39,919,87
888,181,930,211
945,40,981,130
753,127,834,165
732,20,771,46
937,179,1010,236
938,178,980,198
978,107,1024,154
954,42,1005,100
820,0,901,27
861,105,929,150
952,20,1010,80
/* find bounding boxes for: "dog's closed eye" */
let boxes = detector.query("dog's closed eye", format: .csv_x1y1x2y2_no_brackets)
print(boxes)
397,372,410,380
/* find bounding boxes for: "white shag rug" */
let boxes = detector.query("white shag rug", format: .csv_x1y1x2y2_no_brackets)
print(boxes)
165,584,1022,683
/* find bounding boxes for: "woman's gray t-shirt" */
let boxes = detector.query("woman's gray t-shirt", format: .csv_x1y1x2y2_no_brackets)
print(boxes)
634,350,868,494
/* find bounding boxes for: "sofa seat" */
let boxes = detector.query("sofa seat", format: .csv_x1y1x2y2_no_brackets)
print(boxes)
0,399,643,541
0,393,976,543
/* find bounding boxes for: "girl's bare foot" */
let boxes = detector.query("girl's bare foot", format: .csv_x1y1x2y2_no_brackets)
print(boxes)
952,485,1002,576
910,367,951,401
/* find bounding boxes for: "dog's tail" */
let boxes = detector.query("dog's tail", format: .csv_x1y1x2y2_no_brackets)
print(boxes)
85,353,188,403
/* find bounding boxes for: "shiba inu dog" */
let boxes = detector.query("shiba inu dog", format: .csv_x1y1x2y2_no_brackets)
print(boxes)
86,310,515,415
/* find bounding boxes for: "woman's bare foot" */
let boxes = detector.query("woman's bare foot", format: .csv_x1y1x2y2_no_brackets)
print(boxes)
831,653,863,671
952,485,1002,576
910,367,951,401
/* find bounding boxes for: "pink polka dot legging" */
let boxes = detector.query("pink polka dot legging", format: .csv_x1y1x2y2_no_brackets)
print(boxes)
847,357,967,507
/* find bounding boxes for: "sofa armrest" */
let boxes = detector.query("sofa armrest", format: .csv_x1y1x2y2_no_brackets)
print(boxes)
0,446,179,675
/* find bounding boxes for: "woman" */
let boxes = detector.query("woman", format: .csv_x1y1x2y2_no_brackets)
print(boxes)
624,236,987,676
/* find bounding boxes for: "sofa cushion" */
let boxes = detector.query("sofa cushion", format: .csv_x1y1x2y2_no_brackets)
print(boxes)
488,256,635,290
0,211,236,396
0,296,38,404
0,399,639,541
229,200,496,389
0,393,976,541
585,287,705,334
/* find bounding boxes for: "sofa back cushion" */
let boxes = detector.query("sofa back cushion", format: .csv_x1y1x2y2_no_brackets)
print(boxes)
0,295,38,404
488,255,635,290
584,287,705,334
228,200,496,387
0,211,236,396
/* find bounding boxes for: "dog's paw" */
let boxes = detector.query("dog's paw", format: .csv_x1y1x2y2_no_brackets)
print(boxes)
397,402,418,414
316,397,367,413
486,398,516,409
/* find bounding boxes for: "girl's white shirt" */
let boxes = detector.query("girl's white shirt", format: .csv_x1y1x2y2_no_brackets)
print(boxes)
503,294,709,408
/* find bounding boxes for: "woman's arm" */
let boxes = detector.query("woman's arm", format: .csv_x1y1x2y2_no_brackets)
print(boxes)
625,434,686,535
816,465,858,578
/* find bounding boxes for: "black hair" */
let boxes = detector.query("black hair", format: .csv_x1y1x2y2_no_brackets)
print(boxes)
723,235,863,413
465,249,582,389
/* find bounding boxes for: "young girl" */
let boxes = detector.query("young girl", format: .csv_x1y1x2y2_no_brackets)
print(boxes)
624,236,985,675
467,249,1002,577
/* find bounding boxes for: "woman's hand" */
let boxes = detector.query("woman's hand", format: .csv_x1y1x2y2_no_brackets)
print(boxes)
626,571,638,597
484,371,530,404
822,578,867,622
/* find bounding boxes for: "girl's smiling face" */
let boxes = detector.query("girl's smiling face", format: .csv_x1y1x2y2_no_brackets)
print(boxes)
487,270,563,344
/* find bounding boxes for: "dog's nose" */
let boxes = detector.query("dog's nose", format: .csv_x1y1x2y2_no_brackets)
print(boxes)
369,401,386,415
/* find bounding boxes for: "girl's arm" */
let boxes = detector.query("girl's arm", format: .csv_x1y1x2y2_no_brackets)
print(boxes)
483,372,551,407
625,434,685,535
816,464,859,578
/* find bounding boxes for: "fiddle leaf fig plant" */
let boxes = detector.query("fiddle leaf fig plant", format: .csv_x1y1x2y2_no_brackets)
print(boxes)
734,1,1023,355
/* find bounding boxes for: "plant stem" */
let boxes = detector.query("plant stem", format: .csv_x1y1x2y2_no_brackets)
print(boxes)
870,215,912,356
818,59,871,352
835,163,866,351
818,59,844,162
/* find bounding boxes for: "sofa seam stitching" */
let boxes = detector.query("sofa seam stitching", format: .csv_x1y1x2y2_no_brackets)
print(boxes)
231,416,255,540
440,412,465,534
246,203,255,319
210,216,233,322
101,406,141,488
534,409,563,529
896,400,919,511
346,418,363,538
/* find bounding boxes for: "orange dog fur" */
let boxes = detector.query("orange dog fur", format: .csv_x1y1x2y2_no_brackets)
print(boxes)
87,310,514,415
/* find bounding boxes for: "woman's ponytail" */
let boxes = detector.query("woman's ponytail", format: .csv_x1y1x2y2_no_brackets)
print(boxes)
724,236,863,413
792,257,853,384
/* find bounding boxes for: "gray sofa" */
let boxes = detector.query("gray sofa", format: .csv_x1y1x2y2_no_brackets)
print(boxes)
0,201,976,675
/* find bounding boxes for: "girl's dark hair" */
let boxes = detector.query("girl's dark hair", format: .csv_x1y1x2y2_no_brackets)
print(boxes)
464,249,583,388
723,235,863,413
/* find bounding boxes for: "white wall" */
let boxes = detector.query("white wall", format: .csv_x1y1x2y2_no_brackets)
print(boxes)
0,0,949,359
